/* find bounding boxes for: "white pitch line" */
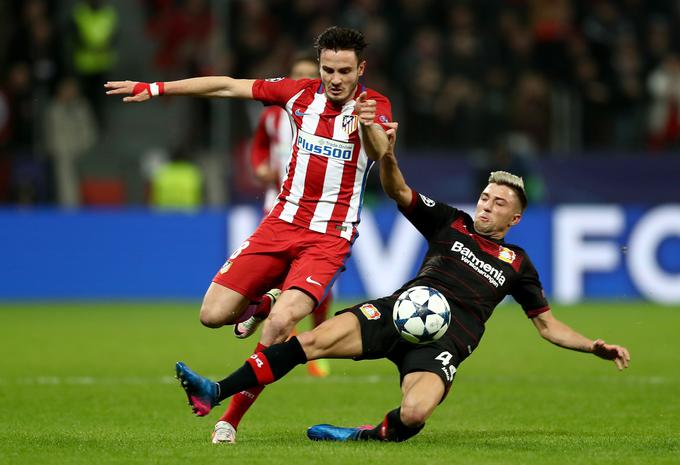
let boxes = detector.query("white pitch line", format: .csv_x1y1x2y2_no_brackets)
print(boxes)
0,374,392,386
0,374,674,386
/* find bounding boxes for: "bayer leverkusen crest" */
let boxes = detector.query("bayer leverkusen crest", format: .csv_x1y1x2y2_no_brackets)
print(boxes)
498,246,516,264
359,303,381,320
342,114,358,135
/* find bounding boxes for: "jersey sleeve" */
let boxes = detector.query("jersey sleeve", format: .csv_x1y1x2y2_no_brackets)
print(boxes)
251,78,312,106
371,92,393,131
510,254,550,318
250,110,272,171
398,190,458,241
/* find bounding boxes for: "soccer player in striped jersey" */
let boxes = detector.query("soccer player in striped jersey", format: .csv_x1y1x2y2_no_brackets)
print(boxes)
106,26,392,443
247,52,333,378
174,123,630,443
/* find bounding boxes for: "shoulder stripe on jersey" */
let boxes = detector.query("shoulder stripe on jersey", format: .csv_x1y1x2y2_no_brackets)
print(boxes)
273,88,309,221
280,91,327,224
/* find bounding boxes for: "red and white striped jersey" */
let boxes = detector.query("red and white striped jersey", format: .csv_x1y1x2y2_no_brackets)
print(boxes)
252,78,392,241
249,106,291,211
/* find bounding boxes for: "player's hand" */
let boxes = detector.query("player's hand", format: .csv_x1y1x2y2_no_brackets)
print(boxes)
592,339,630,370
105,80,152,103
384,121,399,152
355,91,377,125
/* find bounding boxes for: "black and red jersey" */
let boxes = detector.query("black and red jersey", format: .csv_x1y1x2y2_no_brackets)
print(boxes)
394,190,550,362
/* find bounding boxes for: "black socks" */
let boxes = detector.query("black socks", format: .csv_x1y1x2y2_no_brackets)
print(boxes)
358,408,425,442
216,336,308,402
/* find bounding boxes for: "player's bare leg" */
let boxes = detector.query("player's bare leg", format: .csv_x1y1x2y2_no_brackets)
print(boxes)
199,283,250,328
399,372,445,427
296,312,363,359
259,288,316,346
306,294,332,377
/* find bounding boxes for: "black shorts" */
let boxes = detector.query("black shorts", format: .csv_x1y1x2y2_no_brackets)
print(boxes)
338,296,461,398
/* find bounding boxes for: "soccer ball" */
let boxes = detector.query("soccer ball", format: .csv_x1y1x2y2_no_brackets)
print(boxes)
392,286,451,344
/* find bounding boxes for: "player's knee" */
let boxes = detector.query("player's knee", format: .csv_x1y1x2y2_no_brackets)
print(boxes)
199,303,225,328
400,399,429,427
267,311,296,343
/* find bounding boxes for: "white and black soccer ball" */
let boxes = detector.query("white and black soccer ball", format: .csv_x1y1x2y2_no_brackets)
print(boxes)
392,286,451,344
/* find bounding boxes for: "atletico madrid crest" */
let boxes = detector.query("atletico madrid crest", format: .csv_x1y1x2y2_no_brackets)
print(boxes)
342,114,358,135
220,260,233,274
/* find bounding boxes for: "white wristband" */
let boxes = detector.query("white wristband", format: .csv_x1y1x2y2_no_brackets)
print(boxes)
149,82,160,97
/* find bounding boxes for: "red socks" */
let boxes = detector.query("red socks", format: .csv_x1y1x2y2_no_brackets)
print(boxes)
220,342,268,429
254,292,276,319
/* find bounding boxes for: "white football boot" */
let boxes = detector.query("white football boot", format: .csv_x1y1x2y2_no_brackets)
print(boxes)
234,289,281,339
212,421,237,444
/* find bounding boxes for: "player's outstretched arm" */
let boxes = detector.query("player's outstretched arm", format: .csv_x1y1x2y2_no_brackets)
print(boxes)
379,122,413,209
104,77,256,103
531,310,631,370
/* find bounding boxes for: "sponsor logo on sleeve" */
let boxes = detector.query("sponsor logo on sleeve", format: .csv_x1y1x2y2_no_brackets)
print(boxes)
359,303,381,320
378,115,388,123
419,194,436,207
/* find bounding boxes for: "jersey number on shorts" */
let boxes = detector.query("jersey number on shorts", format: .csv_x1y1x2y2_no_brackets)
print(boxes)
435,351,457,382
229,241,251,260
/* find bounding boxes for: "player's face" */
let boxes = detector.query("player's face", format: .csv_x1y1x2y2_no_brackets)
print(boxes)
290,60,319,80
473,183,522,239
319,49,365,104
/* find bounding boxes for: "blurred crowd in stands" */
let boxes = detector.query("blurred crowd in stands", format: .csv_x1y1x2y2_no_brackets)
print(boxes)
1,0,679,207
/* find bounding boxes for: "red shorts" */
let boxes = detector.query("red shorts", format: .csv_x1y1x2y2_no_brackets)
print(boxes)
213,216,352,304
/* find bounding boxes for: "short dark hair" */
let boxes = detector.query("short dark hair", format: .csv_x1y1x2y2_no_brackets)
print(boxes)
314,26,367,61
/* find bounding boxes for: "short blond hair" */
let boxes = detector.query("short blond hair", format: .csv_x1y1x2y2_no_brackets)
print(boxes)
488,171,527,212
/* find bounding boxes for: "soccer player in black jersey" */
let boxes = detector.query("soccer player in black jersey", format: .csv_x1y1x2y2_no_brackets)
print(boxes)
175,124,630,443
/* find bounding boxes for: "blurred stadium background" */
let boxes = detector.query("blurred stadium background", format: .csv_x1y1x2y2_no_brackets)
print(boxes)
0,0,678,303
2,2,679,463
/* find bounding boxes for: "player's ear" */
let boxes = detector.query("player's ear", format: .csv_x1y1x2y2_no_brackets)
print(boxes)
510,212,522,227
358,60,366,77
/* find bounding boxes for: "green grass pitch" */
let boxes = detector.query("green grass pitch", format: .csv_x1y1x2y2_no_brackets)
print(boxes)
1,301,678,465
